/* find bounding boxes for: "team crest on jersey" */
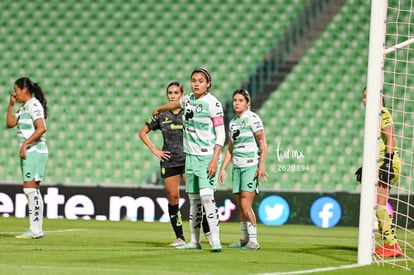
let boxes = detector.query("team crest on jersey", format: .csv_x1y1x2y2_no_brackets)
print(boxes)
195,104,203,113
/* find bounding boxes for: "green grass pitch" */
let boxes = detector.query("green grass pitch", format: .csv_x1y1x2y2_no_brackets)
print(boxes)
0,217,411,274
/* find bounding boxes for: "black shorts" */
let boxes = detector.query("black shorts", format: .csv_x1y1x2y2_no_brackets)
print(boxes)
160,165,185,179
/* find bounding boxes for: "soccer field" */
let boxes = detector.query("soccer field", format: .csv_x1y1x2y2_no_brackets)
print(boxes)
0,217,410,275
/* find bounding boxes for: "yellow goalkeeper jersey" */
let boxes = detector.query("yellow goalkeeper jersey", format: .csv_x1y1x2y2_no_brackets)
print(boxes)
379,107,398,158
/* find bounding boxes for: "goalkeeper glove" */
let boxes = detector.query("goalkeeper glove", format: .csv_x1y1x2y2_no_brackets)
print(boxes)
379,153,394,184
355,167,362,183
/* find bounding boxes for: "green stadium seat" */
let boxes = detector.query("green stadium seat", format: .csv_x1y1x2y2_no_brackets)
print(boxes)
0,0,387,192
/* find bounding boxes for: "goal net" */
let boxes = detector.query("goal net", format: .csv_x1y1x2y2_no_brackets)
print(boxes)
381,0,414,269
359,0,414,270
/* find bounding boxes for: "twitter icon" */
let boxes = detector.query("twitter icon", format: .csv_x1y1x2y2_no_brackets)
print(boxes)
258,195,290,225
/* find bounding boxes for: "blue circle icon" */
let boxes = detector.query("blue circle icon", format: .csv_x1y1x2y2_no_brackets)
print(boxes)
258,195,290,226
310,196,342,228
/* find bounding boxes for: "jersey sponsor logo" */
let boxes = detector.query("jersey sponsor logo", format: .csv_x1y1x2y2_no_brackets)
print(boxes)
230,121,247,131
184,126,196,133
253,121,263,129
310,196,342,228
230,121,247,140
258,195,290,226
232,129,240,140
170,124,183,130
184,109,194,120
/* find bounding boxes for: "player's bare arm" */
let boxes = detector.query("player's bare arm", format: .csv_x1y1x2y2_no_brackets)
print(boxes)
138,124,171,162
6,93,18,128
218,140,233,185
254,130,268,183
152,101,181,117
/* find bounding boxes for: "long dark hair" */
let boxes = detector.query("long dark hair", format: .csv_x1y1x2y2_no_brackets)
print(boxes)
15,77,48,119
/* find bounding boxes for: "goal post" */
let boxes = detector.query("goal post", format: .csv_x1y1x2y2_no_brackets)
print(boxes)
357,0,387,266
359,0,414,269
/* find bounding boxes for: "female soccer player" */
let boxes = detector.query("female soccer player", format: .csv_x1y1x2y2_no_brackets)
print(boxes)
139,81,211,247
6,77,48,239
218,89,268,250
153,68,225,252
355,87,402,257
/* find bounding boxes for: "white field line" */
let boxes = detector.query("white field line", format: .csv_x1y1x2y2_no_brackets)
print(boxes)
0,264,139,274
257,263,363,275
0,228,86,235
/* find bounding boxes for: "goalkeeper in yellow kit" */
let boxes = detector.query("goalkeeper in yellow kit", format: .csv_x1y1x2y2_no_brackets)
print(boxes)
355,87,402,258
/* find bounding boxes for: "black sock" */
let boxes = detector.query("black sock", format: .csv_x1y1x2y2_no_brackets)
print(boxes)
201,207,210,234
169,204,184,240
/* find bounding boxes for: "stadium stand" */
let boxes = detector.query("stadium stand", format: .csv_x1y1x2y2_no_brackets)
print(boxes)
0,0,309,186
258,0,412,192
1,0,408,192
254,1,367,191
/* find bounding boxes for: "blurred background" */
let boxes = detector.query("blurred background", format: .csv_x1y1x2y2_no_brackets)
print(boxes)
0,0,410,193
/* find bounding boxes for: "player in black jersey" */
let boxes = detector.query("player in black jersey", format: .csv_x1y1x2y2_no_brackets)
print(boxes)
139,81,211,247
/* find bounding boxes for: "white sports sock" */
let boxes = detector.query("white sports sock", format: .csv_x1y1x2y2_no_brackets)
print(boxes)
240,222,248,242
23,188,44,234
247,221,258,243
200,188,220,245
188,193,202,244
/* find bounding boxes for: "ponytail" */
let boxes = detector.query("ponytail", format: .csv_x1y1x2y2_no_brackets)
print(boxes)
32,82,48,119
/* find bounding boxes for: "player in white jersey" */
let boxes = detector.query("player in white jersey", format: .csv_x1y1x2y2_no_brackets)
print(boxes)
219,89,268,250
6,77,48,239
139,81,212,247
153,68,225,252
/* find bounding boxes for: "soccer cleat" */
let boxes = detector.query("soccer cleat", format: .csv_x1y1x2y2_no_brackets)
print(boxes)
204,232,213,246
169,238,186,247
241,241,260,250
176,242,202,250
228,239,248,248
16,230,44,239
375,243,402,258
210,241,222,252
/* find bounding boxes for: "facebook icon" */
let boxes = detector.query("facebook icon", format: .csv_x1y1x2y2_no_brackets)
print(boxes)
310,196,342,228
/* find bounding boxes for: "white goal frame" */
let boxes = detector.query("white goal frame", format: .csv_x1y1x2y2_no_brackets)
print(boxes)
358,0,414,266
